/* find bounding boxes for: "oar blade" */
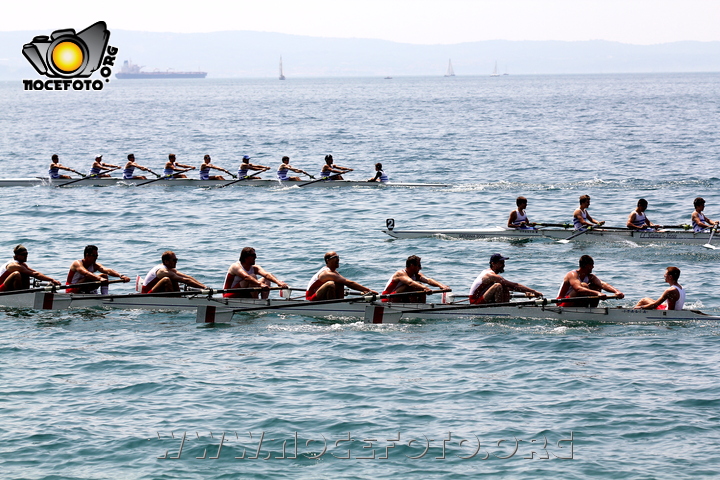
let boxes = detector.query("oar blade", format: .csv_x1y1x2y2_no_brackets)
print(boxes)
556,239,570,244
702,243,717,250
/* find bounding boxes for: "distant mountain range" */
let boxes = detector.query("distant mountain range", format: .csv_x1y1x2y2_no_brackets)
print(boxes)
2,29,720,79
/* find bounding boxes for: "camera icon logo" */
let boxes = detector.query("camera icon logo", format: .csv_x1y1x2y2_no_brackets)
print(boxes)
22,21,110,78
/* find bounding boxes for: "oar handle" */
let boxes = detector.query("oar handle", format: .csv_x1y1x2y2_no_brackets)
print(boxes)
297,172,342,187
377,289,450,300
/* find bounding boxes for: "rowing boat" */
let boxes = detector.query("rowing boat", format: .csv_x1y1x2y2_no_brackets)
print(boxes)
2,290,717,324
0,177,448,188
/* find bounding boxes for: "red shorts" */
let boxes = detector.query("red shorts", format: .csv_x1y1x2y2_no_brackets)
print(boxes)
65,287,81,294
556,296,571,307
141,285,152,294
306,292,319,301
0,283,8,292
656,304,667,310
469,294,486,305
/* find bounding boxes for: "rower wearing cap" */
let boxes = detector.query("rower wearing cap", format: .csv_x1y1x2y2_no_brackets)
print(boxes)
320,154,353,180
237,155,270,179
163,154,195,178
141,251,206,293
691,197,718,232
66,245,130,294
557,255,624,308
277,156,313,181
382,255,450,303
634,267,685,310
507,196,536,230
627,198,658,231
222,247,288,299
469,253,542,304
0,245,61,291
123,154,155,180
48,154,82,179
573,195,605,231
306,251,378,301
88,155,120,178
199,154,233,181
367,163,389,183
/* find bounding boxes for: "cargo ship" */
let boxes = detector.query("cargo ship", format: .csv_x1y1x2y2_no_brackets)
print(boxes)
115,60,207,79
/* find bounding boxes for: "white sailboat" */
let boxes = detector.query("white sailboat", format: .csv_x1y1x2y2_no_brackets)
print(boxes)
279,56,286,80
490,60,500,77
444,59,455,77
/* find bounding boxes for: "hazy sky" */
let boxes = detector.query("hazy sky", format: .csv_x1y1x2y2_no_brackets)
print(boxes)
4,0,718,45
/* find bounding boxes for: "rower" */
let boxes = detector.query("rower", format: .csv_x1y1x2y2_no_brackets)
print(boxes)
222,247,288,298
277,156,312,181
123,154,155,180
627,198,658,231
320,154,353,180
367,162,389,183
237,155,270,179
48,154,82,179
469,253,542,304
199,154,233,180
0,245,61,291
691,197,718,232
382,255,450,303
573,195,605,231
557,255,624,308
634,267,685,310
164,153,195,178
507,196,536,230
141,251,206,293
88,155,120,178
66,245,130,294
306,251,377,301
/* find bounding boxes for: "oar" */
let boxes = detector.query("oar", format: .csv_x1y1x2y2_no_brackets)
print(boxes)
379,289,450,301
91,286,283,300
228,292,373,313
536,223,573,228
557,225,594,244
57,166,120,187
217,170,264,188
0,279,127,297
703,224,719,250
400,294,622,314
658,224,692,230
135,168,193,186
297,173,342,187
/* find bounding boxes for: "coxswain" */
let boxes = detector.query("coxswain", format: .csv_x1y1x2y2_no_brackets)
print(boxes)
0,245,61,292
163,153,195,178
141,251,206,293
469,253,542,304
199,154,234,181
366,162,389,183
556,255,624,308
222,247,288,298
381,255,450,303
123,154,156,180
634,267,685,310
507,196,536,229
626,198,658,231
573,194,605,231
88,155,120,178
48,154,83,179
237,155,270,179
691,197,718,232
66,245,130,294
277,156,313,181
320,154,353,180
306,251,377,301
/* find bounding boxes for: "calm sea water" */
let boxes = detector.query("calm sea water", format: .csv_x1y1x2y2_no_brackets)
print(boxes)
1,74,720,479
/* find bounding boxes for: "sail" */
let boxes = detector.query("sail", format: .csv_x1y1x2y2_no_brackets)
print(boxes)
444,59,455,77
279,56,285,80
490,61,500,77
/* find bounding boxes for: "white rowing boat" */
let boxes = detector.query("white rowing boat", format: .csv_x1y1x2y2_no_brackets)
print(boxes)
1,290,717,325
382,220,714,245
0,177,448,188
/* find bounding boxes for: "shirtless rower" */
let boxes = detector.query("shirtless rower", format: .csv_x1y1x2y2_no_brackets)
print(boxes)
557,255,624,308
691,197,718,232
222,247,288,299
141,251,206,293
382,255,450,303
573,195,605,231
66,245,130,294
367,162,389,183
507,196,537,229
48,154,83,179
163,153,195,178
634,267,685,310
277,156,313,181
88,155,120,178
306,251,378,301
123,154,157,180
0,245,61,291
627,198,658,231
237,155,270,179
469,253,542,304
320,154,353,180
199,154,234,181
